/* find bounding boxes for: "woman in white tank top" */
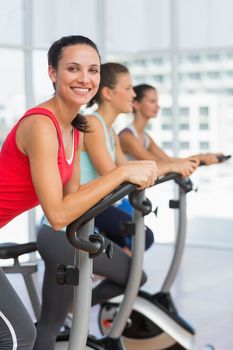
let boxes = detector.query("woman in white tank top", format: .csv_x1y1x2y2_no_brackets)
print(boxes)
119,84,221,173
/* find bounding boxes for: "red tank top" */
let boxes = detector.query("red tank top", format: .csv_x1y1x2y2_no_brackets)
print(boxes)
0,107,79,229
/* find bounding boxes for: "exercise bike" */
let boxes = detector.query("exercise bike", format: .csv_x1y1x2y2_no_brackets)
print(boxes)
58,174,189,350
98,174,195,350
97,155,232,349
60,179,151,349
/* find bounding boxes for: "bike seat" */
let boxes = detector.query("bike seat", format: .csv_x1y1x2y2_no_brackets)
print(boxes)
0,242,37,259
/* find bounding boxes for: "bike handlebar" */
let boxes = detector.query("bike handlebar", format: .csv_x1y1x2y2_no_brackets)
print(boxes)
66,154,231,252
199,154,231,166
66,172,190,250
217,154,231,163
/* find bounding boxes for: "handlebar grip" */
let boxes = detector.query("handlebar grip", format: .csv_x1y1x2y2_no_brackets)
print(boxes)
200,154,231,166
217,154,231,163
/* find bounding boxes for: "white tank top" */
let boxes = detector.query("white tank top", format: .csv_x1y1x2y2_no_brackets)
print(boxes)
119,123,150,160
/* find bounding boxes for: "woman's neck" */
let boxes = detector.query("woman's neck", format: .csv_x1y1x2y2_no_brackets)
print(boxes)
97,104,118,129
133,112,148,134
41,96,80,129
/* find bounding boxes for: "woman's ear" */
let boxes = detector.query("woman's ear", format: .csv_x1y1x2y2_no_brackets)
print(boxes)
133,100,140,111
48,65,57,84
101,86,112,101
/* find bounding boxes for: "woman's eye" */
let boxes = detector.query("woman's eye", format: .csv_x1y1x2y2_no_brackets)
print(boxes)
68,66,78,72
90,68,99,74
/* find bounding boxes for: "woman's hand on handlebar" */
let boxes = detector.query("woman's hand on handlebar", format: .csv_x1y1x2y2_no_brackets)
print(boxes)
158,157,198,177
197,152,223,166
171,157,199,177
121,160,158,189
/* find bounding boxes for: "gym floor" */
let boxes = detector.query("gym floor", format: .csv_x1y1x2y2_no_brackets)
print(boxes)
5,243,233,350
142,243,233,349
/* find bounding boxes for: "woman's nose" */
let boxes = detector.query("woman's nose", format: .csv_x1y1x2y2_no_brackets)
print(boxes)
78,70,90,83
132,89,136,98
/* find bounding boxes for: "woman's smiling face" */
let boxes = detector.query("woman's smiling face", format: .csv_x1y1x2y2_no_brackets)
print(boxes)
49,44,101,108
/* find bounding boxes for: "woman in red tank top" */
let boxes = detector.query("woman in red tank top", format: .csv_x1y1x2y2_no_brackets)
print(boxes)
0,36,157,349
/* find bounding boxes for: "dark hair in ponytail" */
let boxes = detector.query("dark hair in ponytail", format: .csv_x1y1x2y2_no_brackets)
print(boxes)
71,113,90,133
87,62,129,108
133,84,156,102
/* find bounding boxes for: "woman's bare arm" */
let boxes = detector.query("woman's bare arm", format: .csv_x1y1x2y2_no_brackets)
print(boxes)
119,129,198,177
120,129,158,160
20,116,157,230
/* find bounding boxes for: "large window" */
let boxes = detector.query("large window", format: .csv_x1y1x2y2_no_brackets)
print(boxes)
0,49,25,139
33,50,53,104
0,48,26,242
0,0,23,45
0,48,25,150
110,49,233,248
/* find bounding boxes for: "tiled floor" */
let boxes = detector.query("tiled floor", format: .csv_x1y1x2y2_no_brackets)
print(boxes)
3,243,233,350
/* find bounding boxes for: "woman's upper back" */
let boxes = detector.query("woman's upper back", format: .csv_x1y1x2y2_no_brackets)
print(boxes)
80,111,115,184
